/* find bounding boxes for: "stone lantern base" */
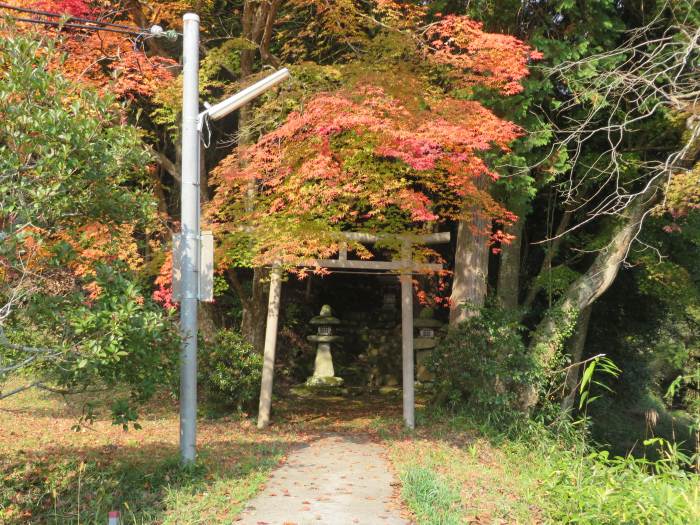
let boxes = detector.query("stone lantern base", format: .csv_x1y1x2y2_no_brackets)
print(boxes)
305,375,345,388
305,340,345,388
413,309,444,383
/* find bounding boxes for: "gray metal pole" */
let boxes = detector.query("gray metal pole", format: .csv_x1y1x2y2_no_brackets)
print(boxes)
179,12,200,464
257,266,283,429
400,271,415,429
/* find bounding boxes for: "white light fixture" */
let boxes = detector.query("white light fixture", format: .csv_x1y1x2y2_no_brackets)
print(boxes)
201,68,290,122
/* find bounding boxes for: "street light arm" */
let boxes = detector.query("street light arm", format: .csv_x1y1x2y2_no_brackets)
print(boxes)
199,68,290,123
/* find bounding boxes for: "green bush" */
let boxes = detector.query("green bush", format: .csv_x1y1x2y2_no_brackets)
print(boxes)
428,305,536,414
199,330,262,411
4,265,180,427
523,437,700,524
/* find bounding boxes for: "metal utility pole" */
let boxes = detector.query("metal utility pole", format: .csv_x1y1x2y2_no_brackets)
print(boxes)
179,12,200,464
177,12,290,464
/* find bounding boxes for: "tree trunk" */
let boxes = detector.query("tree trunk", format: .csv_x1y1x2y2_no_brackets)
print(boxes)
240,268,270,354
198,303,218,344
449,215,489,325
496,217,523,309
561,305,593,413
520,183,661,409
235,1,283,350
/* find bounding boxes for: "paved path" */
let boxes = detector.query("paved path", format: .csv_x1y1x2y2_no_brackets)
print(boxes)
236,434,411,525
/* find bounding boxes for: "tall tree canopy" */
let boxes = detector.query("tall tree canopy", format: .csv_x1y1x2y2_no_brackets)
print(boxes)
208,14,539,267
0,26,178,421
1,0,697,436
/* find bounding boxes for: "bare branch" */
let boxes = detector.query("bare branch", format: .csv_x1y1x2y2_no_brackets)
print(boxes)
530,0,699,250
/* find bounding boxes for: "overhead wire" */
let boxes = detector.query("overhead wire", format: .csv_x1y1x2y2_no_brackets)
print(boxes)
0,3,143,31
4,15,145,36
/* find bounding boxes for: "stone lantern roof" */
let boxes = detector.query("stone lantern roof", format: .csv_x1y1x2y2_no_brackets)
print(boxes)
309,304,342,325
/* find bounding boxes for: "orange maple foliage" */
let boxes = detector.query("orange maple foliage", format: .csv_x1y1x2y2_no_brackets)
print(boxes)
425,15,543,95
12,223,144,299
210,83,521,266
153,250,176,308
208,13,539,268
2,0,177,99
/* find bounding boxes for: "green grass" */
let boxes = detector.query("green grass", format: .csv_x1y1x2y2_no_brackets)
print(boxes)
400,466,462,525
1,435,286,524
514,439,700,524
4,383,698,524
383,410,699,524
386,413,539,523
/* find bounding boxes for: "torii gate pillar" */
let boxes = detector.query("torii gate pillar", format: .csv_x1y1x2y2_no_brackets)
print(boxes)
400,271,415,429
257,266,282,429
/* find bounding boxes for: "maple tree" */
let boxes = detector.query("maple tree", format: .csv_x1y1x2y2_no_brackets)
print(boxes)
209,13,537,273
1,1,177,99
1,0,695,437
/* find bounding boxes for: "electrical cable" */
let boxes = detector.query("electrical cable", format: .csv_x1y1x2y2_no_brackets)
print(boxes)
201,113,213,148
4,15,144,36
0,2,142,31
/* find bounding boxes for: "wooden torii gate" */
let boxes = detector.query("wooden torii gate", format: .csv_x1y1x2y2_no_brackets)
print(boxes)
256,231,450,430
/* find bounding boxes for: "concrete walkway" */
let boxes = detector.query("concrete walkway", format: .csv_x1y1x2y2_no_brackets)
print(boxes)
236,434,411,525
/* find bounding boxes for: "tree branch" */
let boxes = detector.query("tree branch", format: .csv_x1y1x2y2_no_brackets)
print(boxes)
150,146,180,183
225,268,253,310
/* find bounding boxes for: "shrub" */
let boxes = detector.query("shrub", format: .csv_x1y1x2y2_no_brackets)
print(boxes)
529,439,700,524
428,305,536,414
199,329,262,411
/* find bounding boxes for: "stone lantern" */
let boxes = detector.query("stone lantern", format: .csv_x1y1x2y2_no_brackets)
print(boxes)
413,308,443,382
306,305,345,387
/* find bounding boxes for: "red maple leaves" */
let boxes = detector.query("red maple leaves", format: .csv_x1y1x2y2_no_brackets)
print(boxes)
5,0,176,99
210,14,541,266
31,0,95,18
211,87,521,264
425,15,542,94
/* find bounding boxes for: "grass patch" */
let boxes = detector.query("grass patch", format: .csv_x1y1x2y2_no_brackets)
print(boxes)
0,381,300,524
4,384,697,524
383,409,699,524
400,466,461,525
386,415,538,524
512,438,700,524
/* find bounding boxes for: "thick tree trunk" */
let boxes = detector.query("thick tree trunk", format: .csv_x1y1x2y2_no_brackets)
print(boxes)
496,218,523,309
236,1,283,350
449,215,489,325
240,268,269,354
520,183,661,409
561,305,593,413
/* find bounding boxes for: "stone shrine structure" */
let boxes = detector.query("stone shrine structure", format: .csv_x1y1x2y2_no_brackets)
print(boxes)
413,308,444,383
306,305,344,387
256,230,451,430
